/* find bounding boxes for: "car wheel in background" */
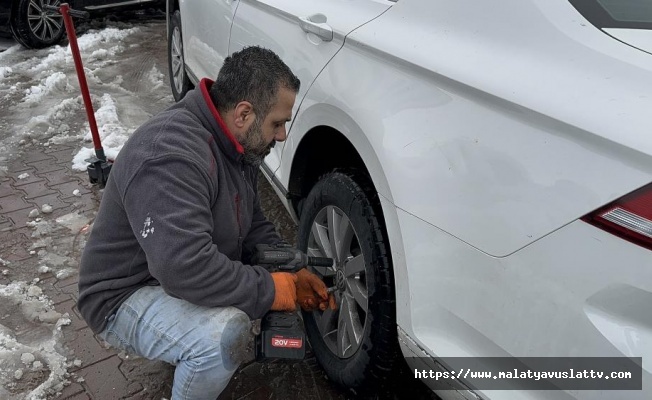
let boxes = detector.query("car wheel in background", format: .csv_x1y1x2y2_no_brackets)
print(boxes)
298,172,401,395
168,10,192,101
12,0,65,49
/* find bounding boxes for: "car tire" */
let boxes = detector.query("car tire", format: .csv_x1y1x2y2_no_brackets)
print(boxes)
12,0,66,49
168,10,192,101
298,172,401,395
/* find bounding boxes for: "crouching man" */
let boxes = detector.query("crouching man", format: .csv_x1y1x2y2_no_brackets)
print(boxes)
77,46,333,400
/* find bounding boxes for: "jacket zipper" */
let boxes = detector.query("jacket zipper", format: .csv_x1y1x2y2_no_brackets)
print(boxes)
235,192,243,256
236,166,250,257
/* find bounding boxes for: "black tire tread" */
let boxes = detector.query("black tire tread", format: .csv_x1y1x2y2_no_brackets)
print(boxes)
299,171,401,396
167,10,192,102
11,0,66,49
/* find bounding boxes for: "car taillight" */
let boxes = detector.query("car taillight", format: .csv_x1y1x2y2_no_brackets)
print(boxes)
582,184,652,250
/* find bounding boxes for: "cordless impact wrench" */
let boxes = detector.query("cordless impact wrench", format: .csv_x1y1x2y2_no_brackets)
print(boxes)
251,243,333,361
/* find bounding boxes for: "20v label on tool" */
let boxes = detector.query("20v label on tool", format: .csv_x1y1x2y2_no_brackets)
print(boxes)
271,336,303,348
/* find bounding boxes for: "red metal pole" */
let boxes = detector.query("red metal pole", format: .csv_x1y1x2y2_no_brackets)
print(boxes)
59,3,105,161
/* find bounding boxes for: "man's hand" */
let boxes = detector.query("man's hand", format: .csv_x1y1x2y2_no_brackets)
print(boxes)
270,272,298,311
296,269,337,311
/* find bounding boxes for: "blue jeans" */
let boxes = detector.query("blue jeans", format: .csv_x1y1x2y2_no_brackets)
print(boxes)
98,285,252,400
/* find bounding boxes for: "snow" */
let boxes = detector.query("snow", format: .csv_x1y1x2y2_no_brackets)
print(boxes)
72,93,134,171
55,212,91,233
0,21,172,174
23,72,71,104
0,67,13,80
0,213,84,399
0,282,71,399
148,65,166,91
0,13,174,399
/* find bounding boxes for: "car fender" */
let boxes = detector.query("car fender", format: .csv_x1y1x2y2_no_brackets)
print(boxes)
279,95,413,328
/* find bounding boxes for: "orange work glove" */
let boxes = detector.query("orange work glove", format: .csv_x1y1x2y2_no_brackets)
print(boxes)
270,272,298,312
296,268,337,311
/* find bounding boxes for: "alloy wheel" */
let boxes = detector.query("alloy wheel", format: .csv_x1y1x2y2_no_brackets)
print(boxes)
171,26,185,95
27,0,63,43
307,205,369,358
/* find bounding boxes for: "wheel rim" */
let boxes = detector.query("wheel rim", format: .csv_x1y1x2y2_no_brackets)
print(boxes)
307,205,369,359
171,26,185,95
27,0,63,42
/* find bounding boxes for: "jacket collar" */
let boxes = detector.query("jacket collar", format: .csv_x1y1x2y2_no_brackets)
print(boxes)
197,78,245,158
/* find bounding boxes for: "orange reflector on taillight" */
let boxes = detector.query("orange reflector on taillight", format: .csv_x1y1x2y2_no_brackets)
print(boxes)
583,184,652,250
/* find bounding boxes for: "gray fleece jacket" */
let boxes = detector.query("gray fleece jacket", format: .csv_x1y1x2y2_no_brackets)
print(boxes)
78,78,279,334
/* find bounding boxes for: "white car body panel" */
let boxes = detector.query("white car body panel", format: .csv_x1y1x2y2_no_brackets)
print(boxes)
180,0,238,82
230,0,391,173
395,210,652,399
604,29,652,54
280,0,652,258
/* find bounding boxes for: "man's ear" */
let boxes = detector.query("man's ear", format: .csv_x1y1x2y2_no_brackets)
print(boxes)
233,101,255,130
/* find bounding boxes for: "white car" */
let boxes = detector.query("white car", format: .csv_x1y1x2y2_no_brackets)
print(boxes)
166,1,652,399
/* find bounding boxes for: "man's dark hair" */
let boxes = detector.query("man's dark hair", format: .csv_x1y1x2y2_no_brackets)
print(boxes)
211,46,300,119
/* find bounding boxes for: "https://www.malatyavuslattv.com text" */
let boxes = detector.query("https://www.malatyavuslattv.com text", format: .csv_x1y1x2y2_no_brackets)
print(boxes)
413,365,640,390
409,356,641,390
415,368,633,381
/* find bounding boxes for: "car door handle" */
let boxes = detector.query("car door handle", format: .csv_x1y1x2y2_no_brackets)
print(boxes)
299,15,333,42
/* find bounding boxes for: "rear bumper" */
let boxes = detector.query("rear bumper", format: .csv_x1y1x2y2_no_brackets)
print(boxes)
393,209,652,399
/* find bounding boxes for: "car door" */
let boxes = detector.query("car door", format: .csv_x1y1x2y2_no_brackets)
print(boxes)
229,0,393,175
180,0,239,83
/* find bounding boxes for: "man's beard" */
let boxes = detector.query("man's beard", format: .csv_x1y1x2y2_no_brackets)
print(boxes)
240,117,275,166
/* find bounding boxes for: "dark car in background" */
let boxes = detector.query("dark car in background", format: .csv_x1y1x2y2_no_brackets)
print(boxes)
0,0,162,49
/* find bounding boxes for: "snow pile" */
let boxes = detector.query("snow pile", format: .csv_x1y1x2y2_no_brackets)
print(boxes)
0,67,12,80
0,212,92,397
0,44,22,58
0,19,169,172
41,97,85,145
147,65,165,91
18,98,79,144
25,212,91,280
73,93,133,170
29,27,140,73
0,282,72,400
78,27,139,52
55,212,92,234
49,97,82,122
23,72,70,104
89,45,124,64
1,24,143,153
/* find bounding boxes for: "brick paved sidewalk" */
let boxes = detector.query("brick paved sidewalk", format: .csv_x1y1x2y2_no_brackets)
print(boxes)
0,143,353,400
0,143,177,399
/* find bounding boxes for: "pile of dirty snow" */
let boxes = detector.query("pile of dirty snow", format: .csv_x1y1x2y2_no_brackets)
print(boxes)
0,282,76,400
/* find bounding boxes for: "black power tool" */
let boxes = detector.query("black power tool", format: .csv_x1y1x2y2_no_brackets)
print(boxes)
252,243,333,361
